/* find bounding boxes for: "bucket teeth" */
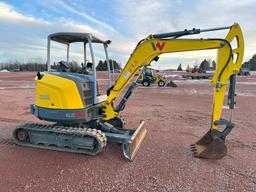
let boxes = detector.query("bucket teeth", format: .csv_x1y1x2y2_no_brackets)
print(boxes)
191,130,228,159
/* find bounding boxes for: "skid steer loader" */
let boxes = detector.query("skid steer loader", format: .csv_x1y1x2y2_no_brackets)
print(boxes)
13,23,244,160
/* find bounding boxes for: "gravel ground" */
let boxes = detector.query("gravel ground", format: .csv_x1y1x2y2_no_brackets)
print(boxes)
0,72,255,192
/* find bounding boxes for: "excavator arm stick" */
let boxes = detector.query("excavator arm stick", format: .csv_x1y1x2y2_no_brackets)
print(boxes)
192,23,244,159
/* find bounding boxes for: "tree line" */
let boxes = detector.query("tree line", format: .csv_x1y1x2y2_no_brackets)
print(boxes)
241,54,256,70
177,54,256,72
1,54,255,72
177,59,216,73
0,59,122,72
96,59,122,71
0,61,47,71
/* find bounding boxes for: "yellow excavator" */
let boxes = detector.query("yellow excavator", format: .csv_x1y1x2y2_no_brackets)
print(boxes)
13,23,244,160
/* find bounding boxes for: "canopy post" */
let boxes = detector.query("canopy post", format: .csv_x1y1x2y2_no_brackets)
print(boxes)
47,37,51,71
84,42,86,67
67,43,70,63
104,43,112,88
88,35,97,104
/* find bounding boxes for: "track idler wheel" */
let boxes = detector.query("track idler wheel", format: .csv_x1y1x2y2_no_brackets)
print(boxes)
190,130,227,159
15,129,30,143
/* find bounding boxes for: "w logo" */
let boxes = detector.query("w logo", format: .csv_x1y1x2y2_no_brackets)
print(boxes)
151,42,166,51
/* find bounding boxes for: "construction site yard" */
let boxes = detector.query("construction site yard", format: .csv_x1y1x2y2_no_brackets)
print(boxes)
0,72,255,192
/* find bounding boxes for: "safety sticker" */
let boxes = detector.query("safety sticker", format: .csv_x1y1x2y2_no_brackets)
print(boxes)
124,71,131,79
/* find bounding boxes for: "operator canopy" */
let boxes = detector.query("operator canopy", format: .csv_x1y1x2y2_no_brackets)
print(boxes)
48,32,107,44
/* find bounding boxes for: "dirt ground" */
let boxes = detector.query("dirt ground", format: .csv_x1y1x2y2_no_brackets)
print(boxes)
0,72,255,192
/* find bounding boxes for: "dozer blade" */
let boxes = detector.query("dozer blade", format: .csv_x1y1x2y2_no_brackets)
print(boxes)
190,130,227,159
122,121,147,161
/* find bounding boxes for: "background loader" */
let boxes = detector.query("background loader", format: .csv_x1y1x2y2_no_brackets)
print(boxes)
136,67,177,87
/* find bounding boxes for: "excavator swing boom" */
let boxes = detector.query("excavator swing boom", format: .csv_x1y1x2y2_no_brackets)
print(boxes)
103,23,244,159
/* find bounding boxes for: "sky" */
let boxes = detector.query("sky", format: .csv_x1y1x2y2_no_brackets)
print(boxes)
0,0,255,69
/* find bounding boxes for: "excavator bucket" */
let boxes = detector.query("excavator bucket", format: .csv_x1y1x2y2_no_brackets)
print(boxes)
190,130,227,159
122,121,147,160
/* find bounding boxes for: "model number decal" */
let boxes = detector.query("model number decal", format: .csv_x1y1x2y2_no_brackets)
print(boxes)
66,112,84,118
66,113,75,118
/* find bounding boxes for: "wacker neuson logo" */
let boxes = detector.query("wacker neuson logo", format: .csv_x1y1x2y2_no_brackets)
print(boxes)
151,42,166,51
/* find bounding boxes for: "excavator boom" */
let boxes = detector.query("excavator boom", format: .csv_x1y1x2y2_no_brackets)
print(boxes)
103,23,244,159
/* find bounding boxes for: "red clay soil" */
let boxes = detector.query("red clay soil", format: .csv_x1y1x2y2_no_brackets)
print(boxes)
0,72,255,192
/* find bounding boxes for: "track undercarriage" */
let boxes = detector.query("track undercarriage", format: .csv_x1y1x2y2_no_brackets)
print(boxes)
13,119,147,161
13,123,107,156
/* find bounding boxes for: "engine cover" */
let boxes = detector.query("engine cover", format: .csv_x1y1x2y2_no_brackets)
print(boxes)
35,72,94,109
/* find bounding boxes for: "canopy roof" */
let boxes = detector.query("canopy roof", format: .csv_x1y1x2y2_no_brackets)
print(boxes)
48,32,105,44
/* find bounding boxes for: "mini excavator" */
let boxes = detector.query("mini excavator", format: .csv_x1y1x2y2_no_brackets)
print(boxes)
13,23,244,160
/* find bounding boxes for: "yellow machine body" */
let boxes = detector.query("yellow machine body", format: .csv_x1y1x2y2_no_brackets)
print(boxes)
35,73,84,109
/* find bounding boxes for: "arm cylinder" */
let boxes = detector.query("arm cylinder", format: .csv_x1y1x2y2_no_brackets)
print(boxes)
152,25,231,39
152,28,200,39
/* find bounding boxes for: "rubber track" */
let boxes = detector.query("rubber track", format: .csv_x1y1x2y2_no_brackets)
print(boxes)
0,138,15,146
13,123,107,156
